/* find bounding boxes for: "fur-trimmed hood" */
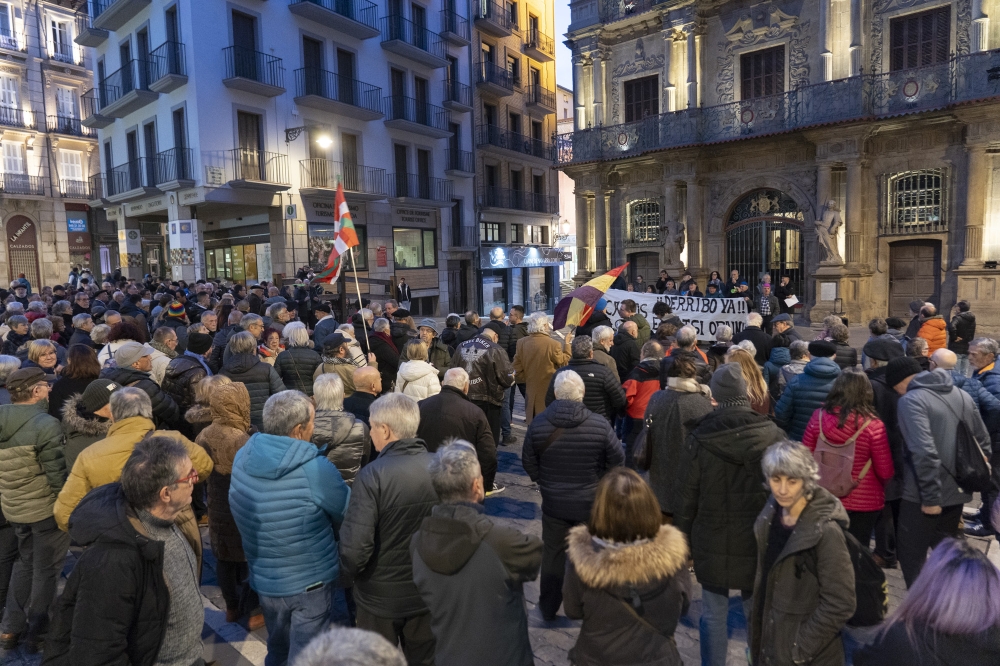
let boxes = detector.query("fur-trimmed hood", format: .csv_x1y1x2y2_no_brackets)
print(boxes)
60,394,111,437
185,403,213,425
567,523,688,589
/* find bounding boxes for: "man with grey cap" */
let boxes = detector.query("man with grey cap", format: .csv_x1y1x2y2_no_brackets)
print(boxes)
100,341,179,429
61,378,120,471
770,313,801,342
411,319,451,380
0,367,68,652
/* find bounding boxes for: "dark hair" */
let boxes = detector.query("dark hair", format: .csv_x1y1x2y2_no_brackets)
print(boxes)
957,300,970,313
589,468,662,542
262,327,282,344
510,304,525,316
620,299,637,314
655,322,678,341
217,302,233,326
62,344,101,380
710,271,721,280
107,321,146,344
445,314,461,328
822,369,878,428
666,354,697,379
868,318,888,336
121,436,190,510
652,301,672,317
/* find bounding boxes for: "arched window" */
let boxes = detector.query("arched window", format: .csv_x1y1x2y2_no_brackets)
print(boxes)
627,199,659,243
883,168,947,235
725,189,804,294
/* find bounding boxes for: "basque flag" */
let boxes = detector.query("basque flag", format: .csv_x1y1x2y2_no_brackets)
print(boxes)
314,182,360,284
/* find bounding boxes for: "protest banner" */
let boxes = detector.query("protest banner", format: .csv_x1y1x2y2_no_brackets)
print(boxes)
601,289,750,342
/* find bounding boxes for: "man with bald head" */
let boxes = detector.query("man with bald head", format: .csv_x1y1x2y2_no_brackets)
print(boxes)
610,320,641,379
343,366,382,426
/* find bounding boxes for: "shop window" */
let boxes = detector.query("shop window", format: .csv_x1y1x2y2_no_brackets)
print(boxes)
740,45,784,100
526,224,547,245
309,223,367,271
480,221,502,243
393,227,436,268
890,6,950,71
623,75,658,122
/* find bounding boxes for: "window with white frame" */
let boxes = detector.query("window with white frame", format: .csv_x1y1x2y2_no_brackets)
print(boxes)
56,87,76,120
0,4,15,51
2,141,25,174
0,75,18,125
59,149,83,191
50,17,73,62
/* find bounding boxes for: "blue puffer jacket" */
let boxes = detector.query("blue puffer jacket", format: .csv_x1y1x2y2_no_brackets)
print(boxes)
763,347,791,400
229,432,351,597
969,368,1000,447
774,357,841,440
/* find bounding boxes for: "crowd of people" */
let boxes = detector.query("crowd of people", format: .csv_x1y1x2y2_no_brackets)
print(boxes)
0,270,998,666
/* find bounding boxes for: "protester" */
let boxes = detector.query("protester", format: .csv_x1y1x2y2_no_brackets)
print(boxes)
258,327,284,366
339,394,438,665
229,390,351,665
610,320,641,380
726,347,771,415
564,469,691,666
544,336,624,422
732,312,772,365
101,340,180,428
368,318,400,392
750,440,856,666
522,371,624,621
762,337,791,402
394,340,442,401
916,304,947,354
705,325,732,374
60,377,119,472
22,340,60,384
220,331,286,427
771,312,801,341
312,374,371,486
47,344,100,418
344,366,381,427
411,441,542,666
512,312,570,425
294,627,406,666
148,326,178,385
755,283,779,333
622,341,664,468
659,325,711,386
829,323,858,370
947,301,976,377
274,322,321,396
161,331,213,425
589,325,619,382
774,340,841,440
618,300,650,346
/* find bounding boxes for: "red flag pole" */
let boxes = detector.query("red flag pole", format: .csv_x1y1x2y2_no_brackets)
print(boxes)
338,178,371,359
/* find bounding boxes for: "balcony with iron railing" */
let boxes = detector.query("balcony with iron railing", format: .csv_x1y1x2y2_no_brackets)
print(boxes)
74,6,108,46
222,46,285,97
47,41,86,67
557,49,1000,166
523,27,554,62
148,41,187,93
154,148,194,188
440,9,470,45
106,157,160,201
81,88,112,129
387,173,452,203
443,79,472,112
229,148,290,189
480,186,558,214
476,60,514,96
88,173,106,201
0,106,34,130
380,15,447,68
299,159,388,199
473,0,512,36
98,59,158,118
0,174,45,196
61,178,90,199
451,221,478,249
289,0,380,39
91,0,152,32
383,95,452,138
525,83,555,111
477,124,555,161
47,115,94,137
294,68,384,120
445,149,474,175
0,28,23,53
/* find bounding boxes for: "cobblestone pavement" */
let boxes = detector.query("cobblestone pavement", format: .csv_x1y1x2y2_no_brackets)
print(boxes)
3,380,997,666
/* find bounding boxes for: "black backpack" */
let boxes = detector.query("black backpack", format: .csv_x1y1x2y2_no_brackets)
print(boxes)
798,525,887,627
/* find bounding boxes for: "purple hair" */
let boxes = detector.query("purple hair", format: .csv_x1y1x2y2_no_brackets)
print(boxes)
883,538,1000,640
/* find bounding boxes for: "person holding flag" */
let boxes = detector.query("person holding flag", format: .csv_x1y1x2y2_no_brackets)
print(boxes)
315,182,367,350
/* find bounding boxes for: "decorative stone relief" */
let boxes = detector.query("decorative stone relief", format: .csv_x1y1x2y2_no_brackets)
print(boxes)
871,0,972,73
717,7,811,104
609,36,665,123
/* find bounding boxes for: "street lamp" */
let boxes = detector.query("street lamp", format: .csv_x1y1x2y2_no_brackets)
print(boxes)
284,125,332,146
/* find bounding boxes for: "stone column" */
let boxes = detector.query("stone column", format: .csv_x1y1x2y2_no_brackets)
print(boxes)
845,161,864,266
819,0,833,81
662,31,675,112
573,55,587,131
686,30,698,108
592,50,604,127
850,0,863,75
963,144,989,266
973,0,989,52
574,191,592,280
686,178,702,275
817,162,833,207
166,201,202,281
116,211,143,280
594,189,608,272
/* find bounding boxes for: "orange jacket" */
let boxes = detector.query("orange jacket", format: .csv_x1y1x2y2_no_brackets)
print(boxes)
917,316,947,354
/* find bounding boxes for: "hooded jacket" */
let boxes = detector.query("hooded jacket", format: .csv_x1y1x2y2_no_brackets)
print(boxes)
947,311,976,356
416,386,497,489
99,366,179,429
160,354,207,417
521,400,624,522
917,315,948,354
750,489,856,666
312,408,371,486
196,384,252,563
854,623,1000,666
898,369,992,508
610,331,641,380
544,358,626,421
645,381,714,514
60,394,111,472
832,340,859,370
763,346,791,402
411,502,542,666
274,346,322,396
675,406,784,591
42,483,200,666
394,360,442,401
220,353,286,427
0,401,65,523
54,416,213,531
229,430,350,597
563,524,691,666
774,357,842,440
339,437,438,618
454,335,514,406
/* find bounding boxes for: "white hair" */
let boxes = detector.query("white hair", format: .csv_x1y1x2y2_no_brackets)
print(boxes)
527,311,550,334
736,339,757,357
262,390,314,436
746,312,763,327
592,325,614,346
337,323,356,337
428,441,481,503
283,321,311,348
110,388,153,421
553,370,585,402
369,393,420,439
675,325,697,349
373,318,391,333
442,367,469,390
293,627,406,666
5,302,23,313
715,325,733,343
314,374,345,411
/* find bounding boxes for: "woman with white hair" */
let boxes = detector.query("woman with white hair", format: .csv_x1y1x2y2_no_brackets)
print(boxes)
749,440,856,666
393,340,441,401
0,355,20,404
273,321,322,396
312,373,371,485
512,312,570,424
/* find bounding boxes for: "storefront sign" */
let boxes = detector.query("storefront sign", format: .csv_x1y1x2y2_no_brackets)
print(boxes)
603,289,750,342
67,217,87,233
126,196,168,216
106,207,119,222
376,245,387,267
394,207,433,225
243,244,258,281
68,231,92,252
6,216,40,288
179,187,207,206
479,245,569,269
232,245,246,282
303,197,363,223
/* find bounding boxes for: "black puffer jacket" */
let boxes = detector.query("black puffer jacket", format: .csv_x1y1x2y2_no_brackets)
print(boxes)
832,340,858,370
610,332,640,380
99,366,179,429
675,406,784,592
507,321,529,362
274,347,321,396
522,400,624,523
160,354,208,415
42,484,171,666
210,324,241,373
219,353,285,427
544,359,626,421
482,320,512,356
645,382,714,514
60,394,111,472
339,437,439,618
732,325,772,365
312,409,371,486
948,311,976,356
416,386,497,490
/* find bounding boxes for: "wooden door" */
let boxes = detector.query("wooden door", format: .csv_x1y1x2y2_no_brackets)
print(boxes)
888,240,940,317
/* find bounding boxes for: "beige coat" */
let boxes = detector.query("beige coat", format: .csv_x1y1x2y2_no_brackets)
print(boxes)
512,332,570,424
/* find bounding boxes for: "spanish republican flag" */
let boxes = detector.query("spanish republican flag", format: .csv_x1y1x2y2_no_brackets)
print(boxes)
314,182,360,284
552,262,629,330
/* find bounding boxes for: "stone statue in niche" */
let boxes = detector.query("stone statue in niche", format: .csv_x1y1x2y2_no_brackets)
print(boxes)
815,199,844,265
663,218,686,266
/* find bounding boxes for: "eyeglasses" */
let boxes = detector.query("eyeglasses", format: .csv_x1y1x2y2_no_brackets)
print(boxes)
173,468,199,485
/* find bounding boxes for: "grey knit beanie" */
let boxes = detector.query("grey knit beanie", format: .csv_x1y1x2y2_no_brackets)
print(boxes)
711,363,749,408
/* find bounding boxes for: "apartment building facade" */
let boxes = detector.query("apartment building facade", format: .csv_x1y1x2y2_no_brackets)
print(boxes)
0,0,97,289
81,0,478,315
473,0,561,314
560,0,1000,328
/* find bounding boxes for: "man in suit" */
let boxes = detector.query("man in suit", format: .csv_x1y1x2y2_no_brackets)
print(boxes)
397,278,412,310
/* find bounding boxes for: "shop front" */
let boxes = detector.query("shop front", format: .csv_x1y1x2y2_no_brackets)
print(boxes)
66,206,93,275
203,224,273,285
478,246,569,314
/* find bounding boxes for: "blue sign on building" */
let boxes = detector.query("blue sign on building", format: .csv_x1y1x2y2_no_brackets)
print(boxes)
67,218,87,233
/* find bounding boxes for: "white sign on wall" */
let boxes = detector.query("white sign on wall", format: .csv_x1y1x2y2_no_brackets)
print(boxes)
602,289,750,342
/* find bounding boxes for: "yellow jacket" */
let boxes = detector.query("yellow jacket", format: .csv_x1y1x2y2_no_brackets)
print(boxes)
54,416,214,531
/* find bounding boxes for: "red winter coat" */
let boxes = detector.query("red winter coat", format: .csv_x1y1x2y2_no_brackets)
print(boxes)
801,408,894,513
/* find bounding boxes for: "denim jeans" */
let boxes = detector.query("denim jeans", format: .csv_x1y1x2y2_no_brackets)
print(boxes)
699,587,752,666
259,583,333,666
1,517,70,640
500,386,512,438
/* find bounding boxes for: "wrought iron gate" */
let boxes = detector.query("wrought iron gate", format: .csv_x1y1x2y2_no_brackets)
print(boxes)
725,190,804,294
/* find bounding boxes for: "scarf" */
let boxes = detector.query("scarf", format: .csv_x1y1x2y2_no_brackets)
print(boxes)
667,376,712,399
149,340,178,359
258,344,282,358
373,331,398,353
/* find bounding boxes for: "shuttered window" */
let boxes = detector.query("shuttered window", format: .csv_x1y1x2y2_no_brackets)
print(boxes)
890,6,950,71
3,141,24,174
623,75,658,122
59,149,83,181
740,45,785,100
0,75,17,108
56,87,76,118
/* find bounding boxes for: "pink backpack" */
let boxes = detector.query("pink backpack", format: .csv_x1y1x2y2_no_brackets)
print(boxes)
813,414,873,498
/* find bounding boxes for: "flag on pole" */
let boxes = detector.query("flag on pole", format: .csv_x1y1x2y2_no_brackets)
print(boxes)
552,262,629,330
314,182,360,284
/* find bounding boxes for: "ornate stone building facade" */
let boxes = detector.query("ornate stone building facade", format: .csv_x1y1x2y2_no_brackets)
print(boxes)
559,0,1000,327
